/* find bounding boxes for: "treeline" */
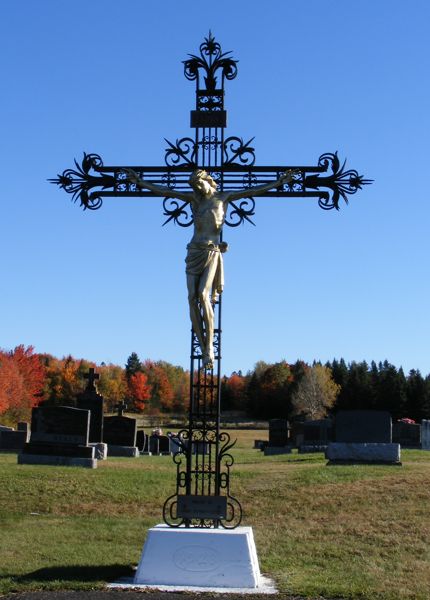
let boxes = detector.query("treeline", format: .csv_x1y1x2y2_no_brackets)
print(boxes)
221,359,430,422
0,347,189,425
1,346,429,425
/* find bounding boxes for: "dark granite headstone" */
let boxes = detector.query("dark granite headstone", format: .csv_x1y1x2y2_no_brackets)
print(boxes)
303,419,333,444
75,369,104,443
392,421,421,448
136,430,147,452
17,422,30,433
76,391,104,443
18,406,95,467
269,419,289,447
158,435,172,454
103,416,137,447
149,435,160,454
30,406,90,445
0,430,29,450
335,410,392,443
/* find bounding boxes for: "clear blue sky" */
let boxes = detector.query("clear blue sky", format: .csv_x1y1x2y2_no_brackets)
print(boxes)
1,0,429,377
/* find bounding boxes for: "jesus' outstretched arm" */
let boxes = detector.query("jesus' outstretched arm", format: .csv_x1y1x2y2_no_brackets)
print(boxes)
124,169,191,202
226,169,297,202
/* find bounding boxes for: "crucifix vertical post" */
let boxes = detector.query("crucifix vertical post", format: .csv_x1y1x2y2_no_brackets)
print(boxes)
163,33,242,528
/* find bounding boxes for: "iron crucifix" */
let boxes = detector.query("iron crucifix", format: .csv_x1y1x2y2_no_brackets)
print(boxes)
51,33,371,529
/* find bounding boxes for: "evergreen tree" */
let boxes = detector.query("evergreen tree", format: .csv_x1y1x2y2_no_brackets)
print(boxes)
329,358,349,410
125,352,143,380
342,361,374,410
405,369,429,421
375,361,407,418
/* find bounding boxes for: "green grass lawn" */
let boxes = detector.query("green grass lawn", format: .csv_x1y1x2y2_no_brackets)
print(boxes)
0,432,429,600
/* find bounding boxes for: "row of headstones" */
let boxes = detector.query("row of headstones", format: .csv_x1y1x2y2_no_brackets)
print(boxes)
256,412,430,464
6,405,183,468
0,368,182,468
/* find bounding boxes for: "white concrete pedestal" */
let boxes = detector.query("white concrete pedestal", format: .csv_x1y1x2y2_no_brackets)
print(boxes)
134,524,261,589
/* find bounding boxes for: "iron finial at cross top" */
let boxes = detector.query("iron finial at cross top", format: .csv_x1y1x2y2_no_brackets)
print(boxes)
50,34,372,530
84,367,99,391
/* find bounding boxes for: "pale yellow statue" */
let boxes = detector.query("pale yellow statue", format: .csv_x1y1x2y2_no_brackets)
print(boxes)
126,168,296,369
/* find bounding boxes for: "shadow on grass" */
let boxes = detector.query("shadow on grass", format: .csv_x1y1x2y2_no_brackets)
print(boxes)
5,564,134,584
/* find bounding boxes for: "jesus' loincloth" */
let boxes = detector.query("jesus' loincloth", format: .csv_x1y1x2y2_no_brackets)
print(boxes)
185,242,226,299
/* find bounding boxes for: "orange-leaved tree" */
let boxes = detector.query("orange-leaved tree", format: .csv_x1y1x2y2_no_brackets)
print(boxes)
0,345,45,424
128,371,151,412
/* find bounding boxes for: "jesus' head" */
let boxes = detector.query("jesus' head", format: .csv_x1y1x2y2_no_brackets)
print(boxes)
189,170,218,197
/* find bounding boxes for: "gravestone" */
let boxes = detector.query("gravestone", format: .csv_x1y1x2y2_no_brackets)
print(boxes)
18,405,96,468
76,368,107,459
168,434,182,454
422,420,430,450
76,368,104,443
158,435,173,455
136,430,147,452
104,414,138,457
299,419,333,452
268,419,289,446
335,410,392,443
149,434,160,455
326,410,400,465
289,421,304,448
392,420,421,448
0,429,29,451
264,419,291,455
253,439,268,450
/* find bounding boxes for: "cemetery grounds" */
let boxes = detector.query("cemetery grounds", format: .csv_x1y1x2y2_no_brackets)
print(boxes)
0,430,429,600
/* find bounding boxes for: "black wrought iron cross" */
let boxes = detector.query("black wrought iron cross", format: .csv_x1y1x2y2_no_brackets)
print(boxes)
51,33,371,530
50,33,371,224
115,400,127,417
84,367,99,391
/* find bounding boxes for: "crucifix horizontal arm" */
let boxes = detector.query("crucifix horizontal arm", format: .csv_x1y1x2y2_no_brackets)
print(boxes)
50,150,372,224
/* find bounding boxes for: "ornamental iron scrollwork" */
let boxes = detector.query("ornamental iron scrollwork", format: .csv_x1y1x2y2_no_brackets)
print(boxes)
162,428,242,529
183,31,238,93
223,136,256,166
164,137,197,167
49,153,114,210
162,198,193,227
305,152,373,210
225,198,256,227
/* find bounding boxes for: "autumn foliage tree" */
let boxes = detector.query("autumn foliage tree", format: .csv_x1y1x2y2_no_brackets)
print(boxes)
291,364,340,420
127,371,151,412
0,346,45,424
221,372,248,411
97,364,128,412
142,360,174,413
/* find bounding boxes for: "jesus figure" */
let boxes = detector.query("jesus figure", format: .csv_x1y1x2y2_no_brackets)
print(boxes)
126,168,296,369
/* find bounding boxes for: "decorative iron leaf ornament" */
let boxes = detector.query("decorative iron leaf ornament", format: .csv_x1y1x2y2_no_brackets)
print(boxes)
223,136,256,166
49,153,114,210
164,137,197,167
305,152,373,210
183,31,238,92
